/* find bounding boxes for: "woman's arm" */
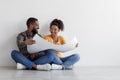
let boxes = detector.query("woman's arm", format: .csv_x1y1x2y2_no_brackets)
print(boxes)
60,36,66,44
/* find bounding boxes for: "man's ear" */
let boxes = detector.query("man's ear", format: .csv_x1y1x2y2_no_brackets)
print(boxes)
29,24,33,29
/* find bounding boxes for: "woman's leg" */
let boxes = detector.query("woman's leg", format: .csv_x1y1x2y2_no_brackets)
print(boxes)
61,54,80,69
11,50,34,69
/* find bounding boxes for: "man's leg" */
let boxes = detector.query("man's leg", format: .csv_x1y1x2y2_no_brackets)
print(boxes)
61,54,80,69
11,50,34,69
45,49,63,65
33,49,63,65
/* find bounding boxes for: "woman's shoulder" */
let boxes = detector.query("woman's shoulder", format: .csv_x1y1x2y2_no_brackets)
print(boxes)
44,35,52,40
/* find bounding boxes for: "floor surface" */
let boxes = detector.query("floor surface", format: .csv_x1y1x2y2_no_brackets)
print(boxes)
0,66,120,80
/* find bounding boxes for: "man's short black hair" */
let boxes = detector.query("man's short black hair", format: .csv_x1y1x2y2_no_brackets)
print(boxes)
26,17,38,28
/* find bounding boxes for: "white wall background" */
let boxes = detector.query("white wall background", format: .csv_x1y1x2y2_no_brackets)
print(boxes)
0,0,120,67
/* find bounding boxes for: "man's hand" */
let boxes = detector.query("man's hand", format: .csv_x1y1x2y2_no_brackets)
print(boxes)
24,39,35,45
29,53,39,60
75,43,79,47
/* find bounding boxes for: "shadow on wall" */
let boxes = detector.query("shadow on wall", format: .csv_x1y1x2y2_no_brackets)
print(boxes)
0,34,18,66
0,20,26,66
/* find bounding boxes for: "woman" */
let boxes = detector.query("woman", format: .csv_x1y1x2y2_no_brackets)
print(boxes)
44,19,80,70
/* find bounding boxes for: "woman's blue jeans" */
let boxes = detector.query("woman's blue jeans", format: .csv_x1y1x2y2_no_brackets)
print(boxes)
60,54,80,68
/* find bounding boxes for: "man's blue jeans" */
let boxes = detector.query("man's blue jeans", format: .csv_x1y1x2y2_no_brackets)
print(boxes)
11,49,63,69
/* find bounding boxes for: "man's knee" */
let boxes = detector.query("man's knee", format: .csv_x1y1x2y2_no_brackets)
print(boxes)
11,50,19,58
45,49,56,56
46,49,56,53
45,49,57,61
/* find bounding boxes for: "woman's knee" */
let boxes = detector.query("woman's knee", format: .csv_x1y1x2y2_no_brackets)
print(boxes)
72,54,80,61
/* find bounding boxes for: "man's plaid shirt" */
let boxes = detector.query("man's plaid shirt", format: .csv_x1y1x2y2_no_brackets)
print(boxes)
17,30,33,57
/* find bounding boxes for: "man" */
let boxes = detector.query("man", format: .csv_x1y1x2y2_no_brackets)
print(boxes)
11,17,62,70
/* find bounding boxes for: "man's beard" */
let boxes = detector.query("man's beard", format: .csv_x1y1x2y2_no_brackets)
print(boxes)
32,28,38,35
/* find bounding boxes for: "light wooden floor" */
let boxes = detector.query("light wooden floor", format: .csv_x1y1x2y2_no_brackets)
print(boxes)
0,66,120,80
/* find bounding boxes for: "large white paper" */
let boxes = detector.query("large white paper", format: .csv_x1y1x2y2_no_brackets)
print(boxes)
27,35,78,53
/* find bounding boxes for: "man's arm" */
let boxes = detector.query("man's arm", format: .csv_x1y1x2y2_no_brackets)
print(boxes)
17,34,26,48
17,33,35,49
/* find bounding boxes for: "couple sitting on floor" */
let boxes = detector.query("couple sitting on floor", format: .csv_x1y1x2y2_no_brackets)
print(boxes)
11,17,80,70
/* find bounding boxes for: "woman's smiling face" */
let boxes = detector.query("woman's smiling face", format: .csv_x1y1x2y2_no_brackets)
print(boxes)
50,25,60,36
